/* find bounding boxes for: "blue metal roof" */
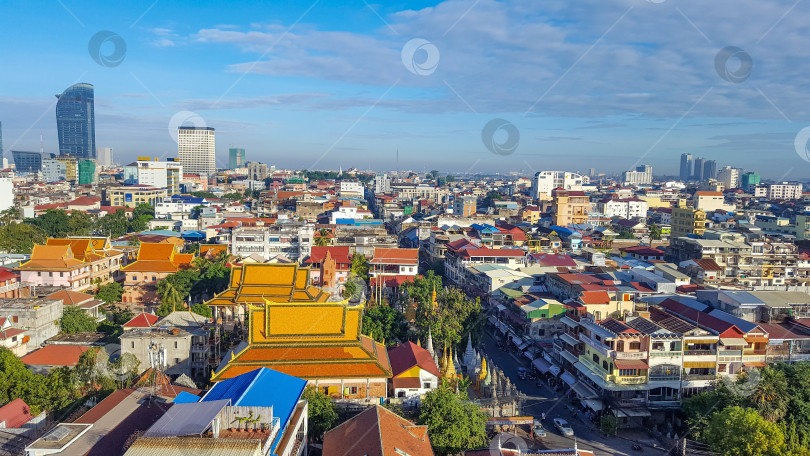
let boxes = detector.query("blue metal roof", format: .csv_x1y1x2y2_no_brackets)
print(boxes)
173,391,202,403
708,309,759,333
201,367,307,452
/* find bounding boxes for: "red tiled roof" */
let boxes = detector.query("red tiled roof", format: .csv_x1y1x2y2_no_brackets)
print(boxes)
621,246,665,256
0,399,35,428
388,341,440,378
530,253,577,267
370,248,419,265
323,405,432,456
0,327,25,340
67,196,101,206
21,345,91,366
306,246,352,265
580,290,610,305
123,312,160,328
0,267,18,282
695,191,723,196
694,258,722,271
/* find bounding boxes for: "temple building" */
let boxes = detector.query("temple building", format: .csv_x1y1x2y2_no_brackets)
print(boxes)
120,243,194,304
209,263,392,401
17,237,124,292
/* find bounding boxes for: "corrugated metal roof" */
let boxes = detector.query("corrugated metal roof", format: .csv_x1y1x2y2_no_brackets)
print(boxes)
144,400,230,438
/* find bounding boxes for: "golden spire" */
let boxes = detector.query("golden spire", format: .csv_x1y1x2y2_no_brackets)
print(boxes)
479,357,488,381
417,338,422,347
431,285,438,310
445,345,457,378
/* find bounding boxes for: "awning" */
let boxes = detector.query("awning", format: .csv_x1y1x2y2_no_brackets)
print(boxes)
570,381,599,399
560,350,579,365
499,325,508,335
524,350,534,360
743,361,767,367
685,339,718,344
518,342,531,351
533,358,551,374
614,407,651,418
684,361,716,368
746,336,768,343
720,338,747,346
614,359,648,370
488,316,498,325
561,372,577,386
561,316,578,328
512,336,524,346
560,333,579,346
583,398,605,411
549,365,562,377
496,304,507,311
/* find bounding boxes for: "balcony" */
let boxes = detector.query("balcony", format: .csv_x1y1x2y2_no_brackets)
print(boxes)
612,351,647,359
579,333,611,357
683,374,717,381
649,350,682,357
718,349,742,357
578,357,611,381
684,350,716,356
648,374,681,382
615,376,647,385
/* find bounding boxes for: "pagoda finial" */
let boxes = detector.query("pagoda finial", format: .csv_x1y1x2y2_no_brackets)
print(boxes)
417,338,421,347
445,345,457,378
425,328,435,358
431,285,438,310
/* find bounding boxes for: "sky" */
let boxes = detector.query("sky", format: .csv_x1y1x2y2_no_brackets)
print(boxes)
1,0,809,179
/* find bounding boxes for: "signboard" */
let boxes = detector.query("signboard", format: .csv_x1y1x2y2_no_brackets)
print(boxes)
486,417,533,426
125,193,133,203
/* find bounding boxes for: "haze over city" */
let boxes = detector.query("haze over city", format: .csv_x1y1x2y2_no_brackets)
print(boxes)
2,0,810,177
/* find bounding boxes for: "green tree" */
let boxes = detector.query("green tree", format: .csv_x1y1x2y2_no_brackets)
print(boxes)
66,211,93,236
600,415,618,436
132,203,155,219
749,367,789,422
157,280,186,317
60,306,98,334
350,253,369,282
128,215,152,233
0,222,47,253
705,406,786,456
301,386,338,441
191,303,213,318
314,228,331,247
191,251,230,298
649,223,662,240
361,304,408,346
95,210,129,238
405,272,482,348
0,206,21,225
682,381,742,440
418,383,488,456
96,282,124,303
28,209,70,237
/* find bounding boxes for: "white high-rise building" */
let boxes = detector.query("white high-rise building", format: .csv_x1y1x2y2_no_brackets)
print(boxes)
623,165,653,186
530,171,588,198
374,173,391,194
717,166,741,190
178,127,215,176
0,178,12,212
96,147,113,167
136,157,183,195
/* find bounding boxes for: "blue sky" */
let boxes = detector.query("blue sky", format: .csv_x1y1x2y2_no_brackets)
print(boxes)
1,0,809,178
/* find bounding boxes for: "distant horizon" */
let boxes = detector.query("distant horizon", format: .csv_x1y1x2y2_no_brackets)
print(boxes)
2,0,810,179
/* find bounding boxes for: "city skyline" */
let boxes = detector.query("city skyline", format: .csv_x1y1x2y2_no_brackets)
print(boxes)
1,0,810,178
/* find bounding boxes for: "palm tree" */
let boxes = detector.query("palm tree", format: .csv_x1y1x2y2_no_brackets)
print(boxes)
158,280,184,315
314,228,331,247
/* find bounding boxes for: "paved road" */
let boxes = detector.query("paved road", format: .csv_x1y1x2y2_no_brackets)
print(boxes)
479,330,670,456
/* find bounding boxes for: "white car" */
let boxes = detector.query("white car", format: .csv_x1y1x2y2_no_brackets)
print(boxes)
532,420,547,438
553,418,574,437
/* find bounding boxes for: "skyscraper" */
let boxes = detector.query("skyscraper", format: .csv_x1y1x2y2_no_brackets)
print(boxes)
55,83,95,159
12,150,51,174
178,127,215,175
704,160,717,181
741,172,760,191
693,157,705,181
229,147,245,170
680,153,692,181
96,147,113,167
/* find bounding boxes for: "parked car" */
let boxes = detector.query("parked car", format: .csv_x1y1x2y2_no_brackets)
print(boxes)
553,418,574,437
532,420,547,438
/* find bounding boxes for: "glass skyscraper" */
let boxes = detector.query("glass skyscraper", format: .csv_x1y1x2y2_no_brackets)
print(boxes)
55,83,95,159
229,147,245,170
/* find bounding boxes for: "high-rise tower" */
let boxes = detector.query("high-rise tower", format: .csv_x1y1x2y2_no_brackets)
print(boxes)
55,83,95,159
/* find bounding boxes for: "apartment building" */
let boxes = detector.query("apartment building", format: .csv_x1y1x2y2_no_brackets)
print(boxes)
767,182,802,200
670,205,706,238
531,171,588,199
17,237,125,292
552,189,590,227
107,186,168,208
178,126,215,176
230,222,314,261
597,197,648,219
0,298,62,349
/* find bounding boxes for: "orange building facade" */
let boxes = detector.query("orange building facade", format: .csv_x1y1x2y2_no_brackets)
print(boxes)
121,243,194,304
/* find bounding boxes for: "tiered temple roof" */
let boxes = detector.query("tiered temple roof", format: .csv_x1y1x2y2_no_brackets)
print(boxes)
209,263,391,381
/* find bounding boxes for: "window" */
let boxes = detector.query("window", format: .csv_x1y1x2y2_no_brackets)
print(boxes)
132,275,137,281
174,341,178,349
350,386,358,394
60,272,64,277
11,336,17,342
629,341,641,350
619,369,637,376
49,272,53,277
423,382,432,389
152,276,157,282
652,342,664,351
37,272,41,277
602,361,609,371
322,386,330,395
131,341,135,348
616,340,624,351
592,353,599,363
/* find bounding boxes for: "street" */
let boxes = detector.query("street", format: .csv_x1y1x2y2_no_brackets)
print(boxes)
479,330,671,456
